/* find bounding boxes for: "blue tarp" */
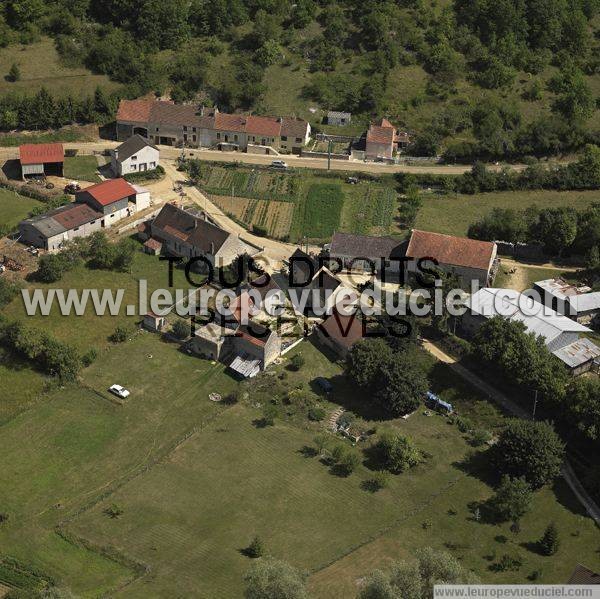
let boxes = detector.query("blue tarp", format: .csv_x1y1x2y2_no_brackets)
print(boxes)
426,391,453,413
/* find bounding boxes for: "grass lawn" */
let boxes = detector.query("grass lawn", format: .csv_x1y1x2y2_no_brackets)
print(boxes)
494,263,575,292
2,248,192,353
0,333,235,595
412,190,600,238
63,156,101,183
0,187,43,230
294,183,344,241
0,37,121,98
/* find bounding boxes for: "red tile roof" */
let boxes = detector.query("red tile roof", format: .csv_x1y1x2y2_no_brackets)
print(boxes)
406,229,496,271
116,99,153,123
245,115,281,137
19,143,64,165
79,178,137,206
366,125,395,145
51,203,102,228
320,311,365,350
215,112,247,133
143,238,162,251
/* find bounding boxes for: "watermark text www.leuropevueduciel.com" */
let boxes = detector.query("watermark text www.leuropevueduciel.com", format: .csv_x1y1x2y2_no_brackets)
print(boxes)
18,254,558,336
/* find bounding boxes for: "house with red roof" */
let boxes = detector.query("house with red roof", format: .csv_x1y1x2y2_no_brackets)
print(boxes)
406,229,498,287
19,143,64,179
116,98,311,154
75,178,140,227
365,119,410,161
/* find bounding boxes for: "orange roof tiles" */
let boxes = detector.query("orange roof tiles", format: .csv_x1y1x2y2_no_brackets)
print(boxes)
79,178,137,206
19,143,64,165
116,99,153,123
406,229,496,271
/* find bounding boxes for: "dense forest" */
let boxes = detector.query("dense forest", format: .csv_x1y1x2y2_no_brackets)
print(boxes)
1,0,600,159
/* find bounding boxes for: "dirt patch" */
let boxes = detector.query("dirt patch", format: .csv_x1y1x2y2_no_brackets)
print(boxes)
0,583,11,598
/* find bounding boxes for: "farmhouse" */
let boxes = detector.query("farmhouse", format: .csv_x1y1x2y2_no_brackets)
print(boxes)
150,203,254,267
111,135,159,176
406,229,498,288
329,232,406,274
19,202,103,250
315,310,365,358
19,143,64,179
327,111,351,126
365,118,409,160
534,278,600,324
75,178,140,224
116,99,311,154
464,288,599,372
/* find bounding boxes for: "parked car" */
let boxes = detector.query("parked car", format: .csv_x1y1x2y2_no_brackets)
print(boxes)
270,160,288,169
347,177,359,184
109,384,130,399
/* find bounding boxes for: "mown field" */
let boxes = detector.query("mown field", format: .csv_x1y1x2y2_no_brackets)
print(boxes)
1,336,597,597
199,165,398,243
0,37,121,98
411,190,600,238
0,188,43,231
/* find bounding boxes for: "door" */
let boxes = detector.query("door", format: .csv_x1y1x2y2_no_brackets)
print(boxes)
140,163,147,172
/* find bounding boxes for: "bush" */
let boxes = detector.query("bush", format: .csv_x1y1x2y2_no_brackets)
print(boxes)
109,326,130,343
486,475,532,523
262,403,277,426
82,348,98,367
307,406,326,421
538,522,559,555
245,535,264,558
470,429,492,447
104,504,123,519
0,512,8,524
364,471,388,492
375,431,420,474
123,165,165,182
288,353,305,371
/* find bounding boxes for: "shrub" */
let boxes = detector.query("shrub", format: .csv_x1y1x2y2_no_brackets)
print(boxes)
364,471,388,492
82,348,98,367
486,475,532,523
470,429,492,446
313,433,330,455
104,504,124,519
246,535,264,558
375,431,420,473
262,403,277,426
307,406,326,421
288,353,305,371
109,326,130,343
538,522,559,556
0,512,8,524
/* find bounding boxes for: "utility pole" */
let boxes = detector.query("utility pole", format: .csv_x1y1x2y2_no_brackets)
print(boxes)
532,389,539,420
327,139,333,171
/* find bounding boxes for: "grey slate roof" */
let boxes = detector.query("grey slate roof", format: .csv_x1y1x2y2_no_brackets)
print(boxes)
330,232,406,259
115,135,158,161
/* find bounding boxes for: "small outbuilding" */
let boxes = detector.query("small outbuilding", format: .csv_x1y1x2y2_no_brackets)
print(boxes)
327,111,351,126
143,311,165,332
552,337,600,376
143,237,162,255
19,143,64,179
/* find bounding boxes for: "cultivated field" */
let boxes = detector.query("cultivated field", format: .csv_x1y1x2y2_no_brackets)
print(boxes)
210,195,294,239
199,165,399,243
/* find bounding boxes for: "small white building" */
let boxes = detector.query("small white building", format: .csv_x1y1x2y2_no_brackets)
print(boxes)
534,278,600,324
111,135,159,176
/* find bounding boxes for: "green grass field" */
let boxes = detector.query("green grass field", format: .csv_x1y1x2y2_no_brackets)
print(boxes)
0,37,121,98
0,328,598,596
63,156,101,183
0,187,43,230
412,190,600,238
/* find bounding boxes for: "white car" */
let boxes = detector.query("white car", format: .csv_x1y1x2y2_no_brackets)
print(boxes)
109,384,130,399
270,160,288,169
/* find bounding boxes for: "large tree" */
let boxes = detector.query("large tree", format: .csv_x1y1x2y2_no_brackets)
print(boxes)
492,419,565,489
244,558,307,599
486,475,533,522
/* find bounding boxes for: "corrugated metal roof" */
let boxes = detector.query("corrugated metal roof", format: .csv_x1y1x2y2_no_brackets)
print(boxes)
468,288,590,344
553,338,600,368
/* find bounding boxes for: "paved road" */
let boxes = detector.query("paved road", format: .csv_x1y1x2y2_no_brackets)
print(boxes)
422,337,600,525
0,141,528,175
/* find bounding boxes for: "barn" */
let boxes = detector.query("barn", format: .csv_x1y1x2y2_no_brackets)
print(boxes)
19,143,64,179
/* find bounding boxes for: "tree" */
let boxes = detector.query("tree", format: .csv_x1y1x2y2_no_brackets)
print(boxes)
245,535,264,558
492,419,565,489
288,353,304,371
172,319,190,340
244,558,307,599
345,339,393,388
187,159,203,183
487,475,533,522
530,207,578,255
376,351,428,416
565,377,600,441
375,431,420,474
360,547,479,599
36,254,67,283
7,62,20,82
538,522,559,555
262,403,277,426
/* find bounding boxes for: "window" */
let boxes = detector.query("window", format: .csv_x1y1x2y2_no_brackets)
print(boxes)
131,155,137,160
110,214,115,218
150,162,156,168
234,135,238,142
281,135,287,141
192,135,196,142
184,126,188,131
74,227,79,231
217,132,221,139
295,137,302,143
192,127,196,132
131,164,137,170
156,127,159,132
